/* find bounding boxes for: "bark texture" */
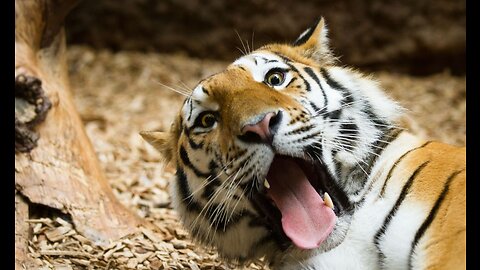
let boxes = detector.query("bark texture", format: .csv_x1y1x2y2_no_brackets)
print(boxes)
15,193,35,270
15,0,147,248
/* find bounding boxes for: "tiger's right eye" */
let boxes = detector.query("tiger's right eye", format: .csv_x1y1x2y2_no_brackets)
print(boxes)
193,111,218,130
201,113,216,128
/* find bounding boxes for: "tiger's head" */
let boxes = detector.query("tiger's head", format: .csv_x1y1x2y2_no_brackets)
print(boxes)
142,18,403,265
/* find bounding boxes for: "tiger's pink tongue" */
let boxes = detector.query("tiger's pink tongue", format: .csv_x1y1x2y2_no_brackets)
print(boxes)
267,157,336,249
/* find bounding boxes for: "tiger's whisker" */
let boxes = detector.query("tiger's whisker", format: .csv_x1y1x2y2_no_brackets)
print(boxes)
152,80,192,98
234,29,248,56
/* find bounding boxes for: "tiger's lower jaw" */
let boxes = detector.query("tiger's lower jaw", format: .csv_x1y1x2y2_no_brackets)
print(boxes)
250,154,353,254
170,152,355,262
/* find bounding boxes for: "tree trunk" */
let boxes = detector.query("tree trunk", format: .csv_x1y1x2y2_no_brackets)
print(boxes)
15,192,35,270
15,0,148,254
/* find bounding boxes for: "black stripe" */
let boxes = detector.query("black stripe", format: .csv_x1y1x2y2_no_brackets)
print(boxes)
226,149,247,163
290,131,321,144
259,57,268,62
202,87,209,96
229,151,256,178
176,168,201,212
305,144,322,158
237,162,255,181
208,159,218,171
379,141,433,197
353,128,404,199
179,146,210,178
260,56,279,64
280,57,299,73
326,109,341,120
240,178,256,198
368,128,403,168
303,75,312,92
339,122,358,136
293,19,320,46
205,206,253,233
183,126,190,137
272,52,293,64
338,122,359,150
176,115,184,138
284,125,314,136
304,67,328,108
304,67,322,87
363,107,388,130
202,161,220,198
374,161,430,265
320,68,354,106
333,158,343,182
319,68,356,121
188,137,204,149
408,169,464,269
280,62,311,94
187,98,194,121
202,161,221,199
309,100,325,115
286,77,297,88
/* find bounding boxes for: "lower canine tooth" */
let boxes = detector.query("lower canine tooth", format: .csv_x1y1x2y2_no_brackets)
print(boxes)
324,192,334,209
264,179,271,189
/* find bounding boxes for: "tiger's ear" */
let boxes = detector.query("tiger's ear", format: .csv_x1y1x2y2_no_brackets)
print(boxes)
140,131,174,162
293,17,335,64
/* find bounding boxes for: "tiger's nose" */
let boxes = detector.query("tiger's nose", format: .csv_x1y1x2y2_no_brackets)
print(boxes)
239,111,283,144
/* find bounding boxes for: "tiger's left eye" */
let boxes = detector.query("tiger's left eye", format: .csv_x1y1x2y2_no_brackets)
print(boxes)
201,113,216,128
265,70,285,86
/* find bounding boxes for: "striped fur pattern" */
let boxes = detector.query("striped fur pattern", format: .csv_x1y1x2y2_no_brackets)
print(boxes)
141,18,466,269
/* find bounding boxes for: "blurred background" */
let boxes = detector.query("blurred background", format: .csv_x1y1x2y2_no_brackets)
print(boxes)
66,0,465,76
27,1,465,269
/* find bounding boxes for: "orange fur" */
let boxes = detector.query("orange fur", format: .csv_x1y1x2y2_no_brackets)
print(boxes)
141,18,466,269
408,143,466,270
380,141,465,269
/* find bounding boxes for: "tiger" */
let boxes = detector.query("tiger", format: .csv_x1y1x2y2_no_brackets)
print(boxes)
141,18,466,269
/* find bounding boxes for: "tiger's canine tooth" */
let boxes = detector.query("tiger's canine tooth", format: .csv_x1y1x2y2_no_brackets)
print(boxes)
324,192,334,209
264,179,271,189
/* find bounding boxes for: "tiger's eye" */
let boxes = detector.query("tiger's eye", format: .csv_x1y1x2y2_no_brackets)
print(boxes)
266,70,285,86
201,113,216,128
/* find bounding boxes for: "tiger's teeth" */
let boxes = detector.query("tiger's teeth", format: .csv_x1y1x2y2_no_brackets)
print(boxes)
264,179,271,189
324,192,334,209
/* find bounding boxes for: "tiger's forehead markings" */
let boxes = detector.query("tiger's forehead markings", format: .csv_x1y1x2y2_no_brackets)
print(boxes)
232,52,290,82
190,84,220,111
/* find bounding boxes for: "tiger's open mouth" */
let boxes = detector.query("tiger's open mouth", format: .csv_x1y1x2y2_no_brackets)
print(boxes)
250,155,352,250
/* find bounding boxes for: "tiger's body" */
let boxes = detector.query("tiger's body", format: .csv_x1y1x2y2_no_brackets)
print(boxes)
141,18,466,269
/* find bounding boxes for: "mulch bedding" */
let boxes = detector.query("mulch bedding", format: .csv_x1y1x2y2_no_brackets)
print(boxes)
22,45,465,269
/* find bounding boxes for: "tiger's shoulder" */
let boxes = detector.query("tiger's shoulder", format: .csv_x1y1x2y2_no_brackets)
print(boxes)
404,140,465,270
376,136,465,270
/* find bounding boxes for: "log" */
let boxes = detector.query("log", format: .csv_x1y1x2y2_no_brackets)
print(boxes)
15,0,148,247
15,192,35,270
